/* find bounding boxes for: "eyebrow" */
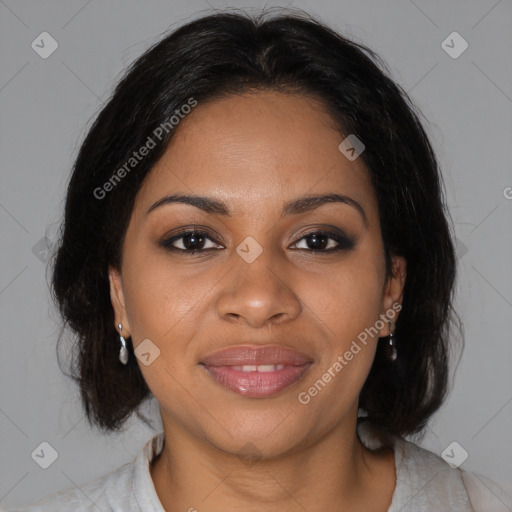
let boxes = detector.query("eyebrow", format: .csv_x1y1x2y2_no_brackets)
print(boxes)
146,193,368,226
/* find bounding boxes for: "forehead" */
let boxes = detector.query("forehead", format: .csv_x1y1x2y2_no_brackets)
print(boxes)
134,90,377,220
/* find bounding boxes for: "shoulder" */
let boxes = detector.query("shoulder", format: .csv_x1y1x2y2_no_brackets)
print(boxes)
460,471,512,512
396,438,511,511
7,431,166,512
357,421,512,512
6,456,136,512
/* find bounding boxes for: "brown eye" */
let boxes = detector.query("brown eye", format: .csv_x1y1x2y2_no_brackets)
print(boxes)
291,230,355,252
159,230,223,253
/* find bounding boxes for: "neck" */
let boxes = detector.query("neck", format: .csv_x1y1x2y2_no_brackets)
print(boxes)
150,412,396,512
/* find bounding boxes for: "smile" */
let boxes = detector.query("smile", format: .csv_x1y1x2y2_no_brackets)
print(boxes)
201,363,313,397
199,344,314,398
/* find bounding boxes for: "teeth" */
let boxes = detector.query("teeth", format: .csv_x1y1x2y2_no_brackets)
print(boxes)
257,364,280,372
231,364,286,372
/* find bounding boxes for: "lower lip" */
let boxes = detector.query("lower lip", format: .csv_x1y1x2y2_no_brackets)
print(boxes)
202,363,312,398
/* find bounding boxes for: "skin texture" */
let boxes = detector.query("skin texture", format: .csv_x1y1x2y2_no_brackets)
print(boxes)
109,90,407,512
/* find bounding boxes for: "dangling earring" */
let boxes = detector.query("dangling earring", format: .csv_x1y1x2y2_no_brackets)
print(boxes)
118,323,129,365
386,318,397,362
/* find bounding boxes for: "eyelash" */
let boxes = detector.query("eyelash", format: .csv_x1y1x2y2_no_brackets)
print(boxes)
159,228,355,255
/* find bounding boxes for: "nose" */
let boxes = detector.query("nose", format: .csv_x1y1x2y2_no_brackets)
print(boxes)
216,252,302,328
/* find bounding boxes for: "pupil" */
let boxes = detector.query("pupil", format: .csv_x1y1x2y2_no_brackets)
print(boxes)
184,232,204,250
308,233,327,250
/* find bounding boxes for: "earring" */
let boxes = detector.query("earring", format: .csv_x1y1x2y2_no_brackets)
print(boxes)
386,318,397,362
118,323,129,365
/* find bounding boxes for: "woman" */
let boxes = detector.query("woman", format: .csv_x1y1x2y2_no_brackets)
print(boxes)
11,8,510,512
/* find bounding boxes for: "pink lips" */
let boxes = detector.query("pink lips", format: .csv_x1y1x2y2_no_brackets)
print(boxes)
200,345,313,398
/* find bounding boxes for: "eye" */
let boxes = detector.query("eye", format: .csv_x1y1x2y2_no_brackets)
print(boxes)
291,230,355,252
159,228,355,255
159,230,223,253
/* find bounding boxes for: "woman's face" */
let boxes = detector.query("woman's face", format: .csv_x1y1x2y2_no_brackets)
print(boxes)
109,90,406,457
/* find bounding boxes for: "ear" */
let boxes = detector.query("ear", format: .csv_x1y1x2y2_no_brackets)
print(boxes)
378,255,407,337
108,266,131,336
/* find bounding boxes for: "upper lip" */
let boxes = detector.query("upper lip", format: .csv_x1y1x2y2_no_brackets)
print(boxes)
201,344,313,366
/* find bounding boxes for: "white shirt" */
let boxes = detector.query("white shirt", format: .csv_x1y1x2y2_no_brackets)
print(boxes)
7,421,511,511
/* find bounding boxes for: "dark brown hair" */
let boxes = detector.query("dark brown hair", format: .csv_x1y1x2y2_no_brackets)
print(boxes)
50,8,461,437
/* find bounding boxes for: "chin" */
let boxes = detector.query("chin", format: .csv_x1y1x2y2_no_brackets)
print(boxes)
199,408,316,460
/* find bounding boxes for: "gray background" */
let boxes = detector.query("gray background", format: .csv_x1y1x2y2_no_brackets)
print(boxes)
1,0,511,509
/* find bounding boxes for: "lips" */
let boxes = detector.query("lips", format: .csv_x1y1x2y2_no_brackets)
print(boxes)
200,345,313,398
201,345,312,366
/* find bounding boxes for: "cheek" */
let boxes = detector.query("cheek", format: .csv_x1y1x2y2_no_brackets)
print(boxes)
120,250,226,402
295,249,384,402
122,250,216,341
294,262,383,423
120,256,207,400
304,254,385,343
